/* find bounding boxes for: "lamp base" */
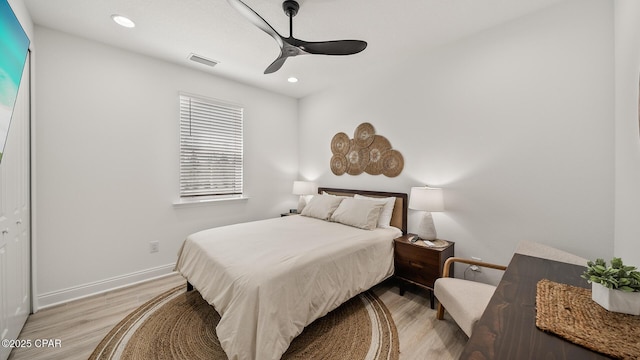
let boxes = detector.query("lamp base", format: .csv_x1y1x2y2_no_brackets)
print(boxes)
417,212,438,240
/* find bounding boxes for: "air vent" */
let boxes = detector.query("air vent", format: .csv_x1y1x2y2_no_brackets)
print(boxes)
188,53,218,68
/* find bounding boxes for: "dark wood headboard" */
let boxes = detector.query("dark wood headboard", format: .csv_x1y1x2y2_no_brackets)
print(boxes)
317,187,408,234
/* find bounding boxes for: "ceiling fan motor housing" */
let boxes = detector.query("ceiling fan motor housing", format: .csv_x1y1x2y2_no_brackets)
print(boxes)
283,0,299,17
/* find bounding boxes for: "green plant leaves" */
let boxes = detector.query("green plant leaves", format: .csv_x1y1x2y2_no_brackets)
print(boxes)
582,257,640,292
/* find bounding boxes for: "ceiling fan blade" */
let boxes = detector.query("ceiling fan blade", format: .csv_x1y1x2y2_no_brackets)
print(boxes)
227,0,368,73
294,39,368,56
226,0,284,48
264,54,289,74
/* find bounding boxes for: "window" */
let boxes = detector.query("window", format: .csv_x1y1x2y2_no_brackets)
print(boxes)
179,93,243,198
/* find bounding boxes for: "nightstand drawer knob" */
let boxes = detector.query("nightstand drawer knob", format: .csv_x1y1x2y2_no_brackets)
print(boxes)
409,261,424,269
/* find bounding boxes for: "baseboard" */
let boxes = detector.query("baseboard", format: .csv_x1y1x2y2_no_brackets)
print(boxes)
36,263,177,310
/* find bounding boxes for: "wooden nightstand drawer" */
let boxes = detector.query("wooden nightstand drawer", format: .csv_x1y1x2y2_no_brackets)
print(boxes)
395,242,440,287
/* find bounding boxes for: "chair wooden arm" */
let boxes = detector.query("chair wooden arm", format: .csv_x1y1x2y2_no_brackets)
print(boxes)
442,257,507,277
436,257,507,322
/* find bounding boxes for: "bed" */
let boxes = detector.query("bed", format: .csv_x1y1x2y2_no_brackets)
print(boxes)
174,188,407,360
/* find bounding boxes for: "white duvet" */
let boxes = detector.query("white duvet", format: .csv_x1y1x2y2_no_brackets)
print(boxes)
175,215,400,360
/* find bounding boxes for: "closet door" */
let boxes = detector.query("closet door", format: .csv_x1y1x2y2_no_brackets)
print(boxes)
0,53,30,360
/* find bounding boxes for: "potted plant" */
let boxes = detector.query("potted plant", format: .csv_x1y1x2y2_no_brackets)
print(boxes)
582,257,640,315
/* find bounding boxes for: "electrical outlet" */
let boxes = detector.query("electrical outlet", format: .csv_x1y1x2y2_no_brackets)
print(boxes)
471,256,482,272
149,241,159,253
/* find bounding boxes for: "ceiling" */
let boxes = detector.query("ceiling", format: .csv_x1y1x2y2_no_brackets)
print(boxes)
23,0,565,98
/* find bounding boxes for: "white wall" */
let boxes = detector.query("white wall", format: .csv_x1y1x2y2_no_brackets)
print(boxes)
31,0,629,305
614,0,640,267
299,0,614,283
33,27,299,307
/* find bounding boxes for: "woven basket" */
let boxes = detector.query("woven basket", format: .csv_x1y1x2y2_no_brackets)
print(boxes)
330,132,350,155
330,154,348,175
346,143,370,175
365,136,391,175
354,122,376,148
381,150,404,178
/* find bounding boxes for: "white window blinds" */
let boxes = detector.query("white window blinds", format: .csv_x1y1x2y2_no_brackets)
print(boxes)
179,94,243,198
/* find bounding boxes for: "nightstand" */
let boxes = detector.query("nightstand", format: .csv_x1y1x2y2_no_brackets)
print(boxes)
394,234,455,309
280,212,299,217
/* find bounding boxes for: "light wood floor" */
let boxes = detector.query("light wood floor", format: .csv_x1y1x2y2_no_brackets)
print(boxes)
8,273,466,360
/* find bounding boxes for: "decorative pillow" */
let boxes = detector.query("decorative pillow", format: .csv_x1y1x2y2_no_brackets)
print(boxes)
322,191,349,200
330,197,385,230
300,194,344,220
353,194,396,228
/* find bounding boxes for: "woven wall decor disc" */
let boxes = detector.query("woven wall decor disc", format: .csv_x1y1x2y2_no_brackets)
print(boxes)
354,122,376,148
330,154,348,175
365,136,392,175
381,150,404,177
346,143,370,175
330,132,350,155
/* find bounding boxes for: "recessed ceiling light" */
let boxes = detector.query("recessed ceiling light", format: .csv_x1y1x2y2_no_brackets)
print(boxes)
287,77,298,83
111,14,135,28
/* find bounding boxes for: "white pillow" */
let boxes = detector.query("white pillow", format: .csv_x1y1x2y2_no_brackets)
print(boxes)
300,194,344,220
330,197,385,230
354,194,396,228
322,191,349,200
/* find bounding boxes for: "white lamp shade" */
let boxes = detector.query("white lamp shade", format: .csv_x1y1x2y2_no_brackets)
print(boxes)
409,186,444,212
292,181,317,195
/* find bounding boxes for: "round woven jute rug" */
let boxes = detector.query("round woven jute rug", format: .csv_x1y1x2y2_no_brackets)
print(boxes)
89,285,399,360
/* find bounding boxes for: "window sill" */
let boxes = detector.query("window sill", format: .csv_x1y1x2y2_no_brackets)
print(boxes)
173,195,249,208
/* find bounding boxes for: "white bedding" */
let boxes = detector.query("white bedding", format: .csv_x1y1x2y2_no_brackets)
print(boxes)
175,215,401,360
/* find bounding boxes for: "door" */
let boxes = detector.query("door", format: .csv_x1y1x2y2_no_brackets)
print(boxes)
0,52,30,360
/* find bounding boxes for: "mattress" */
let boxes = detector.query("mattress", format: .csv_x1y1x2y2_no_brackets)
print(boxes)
175,214,401,360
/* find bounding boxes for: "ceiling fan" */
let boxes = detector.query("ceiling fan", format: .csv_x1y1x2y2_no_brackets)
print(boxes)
226,0,368,74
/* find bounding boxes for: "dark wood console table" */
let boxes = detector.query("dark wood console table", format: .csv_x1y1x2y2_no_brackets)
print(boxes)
461,253,611,360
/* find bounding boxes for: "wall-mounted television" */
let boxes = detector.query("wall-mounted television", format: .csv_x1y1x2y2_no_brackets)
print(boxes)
0,0,30,163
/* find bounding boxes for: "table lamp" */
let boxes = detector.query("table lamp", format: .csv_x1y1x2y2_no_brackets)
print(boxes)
409,186,444,240
292,181,317,213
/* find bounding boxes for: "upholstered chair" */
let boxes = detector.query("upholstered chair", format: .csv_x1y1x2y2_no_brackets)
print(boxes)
434,257,506,337
435,241,587,337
